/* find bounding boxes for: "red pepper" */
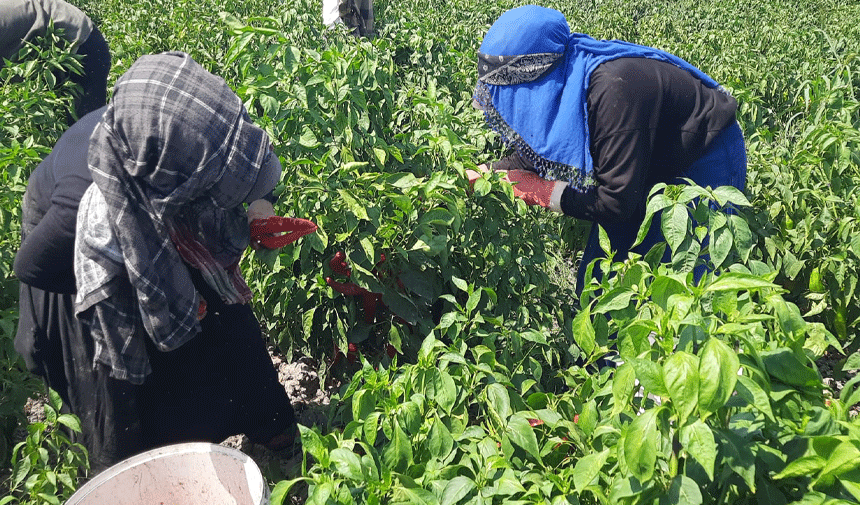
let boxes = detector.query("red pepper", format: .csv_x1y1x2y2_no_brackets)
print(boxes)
250,216,317,249
326,277,370,297
386,344,397,359
330,251,351,276
528,418,544,427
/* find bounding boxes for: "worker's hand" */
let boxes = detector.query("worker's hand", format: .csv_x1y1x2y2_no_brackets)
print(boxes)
465,163,490,186
247,199,276,224
500,170,566,213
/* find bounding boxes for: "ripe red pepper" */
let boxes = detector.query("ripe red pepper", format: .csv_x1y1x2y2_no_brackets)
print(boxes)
386,344,397,359
326,277,370,297
250,217,317,249
330,251,351,276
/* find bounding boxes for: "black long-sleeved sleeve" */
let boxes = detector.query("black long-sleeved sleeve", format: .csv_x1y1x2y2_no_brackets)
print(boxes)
559,58,737,224
14,106,103,293
14,199,80,293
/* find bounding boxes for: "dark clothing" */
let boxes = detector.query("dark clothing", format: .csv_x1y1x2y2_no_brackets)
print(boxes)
14,107,296,474
495,58,738,226
69,25,110,119
0,0,110,122
576,122,747,293
490,57,744,295
569,57,737,224
15,106,101,296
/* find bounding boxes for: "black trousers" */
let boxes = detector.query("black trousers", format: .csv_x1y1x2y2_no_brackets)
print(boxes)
16,281,297,476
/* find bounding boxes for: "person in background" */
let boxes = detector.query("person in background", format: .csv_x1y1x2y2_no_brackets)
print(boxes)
467,5,747,296
323,0,374,37
14,51,299,474
0,0,111,121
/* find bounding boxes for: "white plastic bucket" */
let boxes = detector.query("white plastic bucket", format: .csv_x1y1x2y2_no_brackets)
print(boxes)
66,442,270,505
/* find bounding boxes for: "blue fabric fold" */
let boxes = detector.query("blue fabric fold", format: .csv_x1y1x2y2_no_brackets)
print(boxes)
474,5,723,190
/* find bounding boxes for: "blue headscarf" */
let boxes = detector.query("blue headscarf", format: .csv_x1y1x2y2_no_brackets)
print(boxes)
474,5,723,190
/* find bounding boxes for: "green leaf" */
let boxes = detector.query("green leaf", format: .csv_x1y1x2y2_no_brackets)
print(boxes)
451,276,469,293
299,125,319,147
710,225,733,269
57,414,81,433
612,363,637,417
440,476,476,505
572,449,609,492
416,368,457,413
299,426,328,466
772,455,825,480
373,147,387,167
473,177,491,196
337,189,370,221
727,214,754,261
698,338,740,416
572,307,596,357
352,389,377,421
704,272,778,292
761,348,821,388
269,478,305,505
36,494,60,505
631,357,669,398
662,475,703,505
392,485,438,505
814,441,860,486
768,295,806,341
419,208,455,227
12,456,32,489
662,203,690,253
679,420,716,481
364,412,381,446
427,416,454,460
465,290,481,316
506,414,542,463
734,375,775,422
382,422,412,474
486,383,511,424
331,448,364,480
715,429,756,491
664,352,699,423
624,408,660,483
598,225,612,257
712,186,751,207
650,276,688,310
48,388,62,411
594,287,635,313
518,329,548,345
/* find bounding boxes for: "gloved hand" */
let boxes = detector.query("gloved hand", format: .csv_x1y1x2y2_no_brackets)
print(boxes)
500,169,566,213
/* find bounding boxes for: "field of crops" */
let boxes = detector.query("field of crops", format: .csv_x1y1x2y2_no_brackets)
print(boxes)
2,0,860,503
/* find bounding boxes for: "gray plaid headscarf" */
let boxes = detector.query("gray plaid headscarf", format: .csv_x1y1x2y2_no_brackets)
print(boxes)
74,52,271,384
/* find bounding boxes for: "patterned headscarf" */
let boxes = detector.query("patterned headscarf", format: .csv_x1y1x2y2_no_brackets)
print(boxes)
74,52,273,384
474,5,724,190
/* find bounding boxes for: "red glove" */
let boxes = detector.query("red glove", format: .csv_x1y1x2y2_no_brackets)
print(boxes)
250,216,318,249
500,170,566,212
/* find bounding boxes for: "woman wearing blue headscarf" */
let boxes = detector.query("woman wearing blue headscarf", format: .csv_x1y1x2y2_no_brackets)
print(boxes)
469,5,746,296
